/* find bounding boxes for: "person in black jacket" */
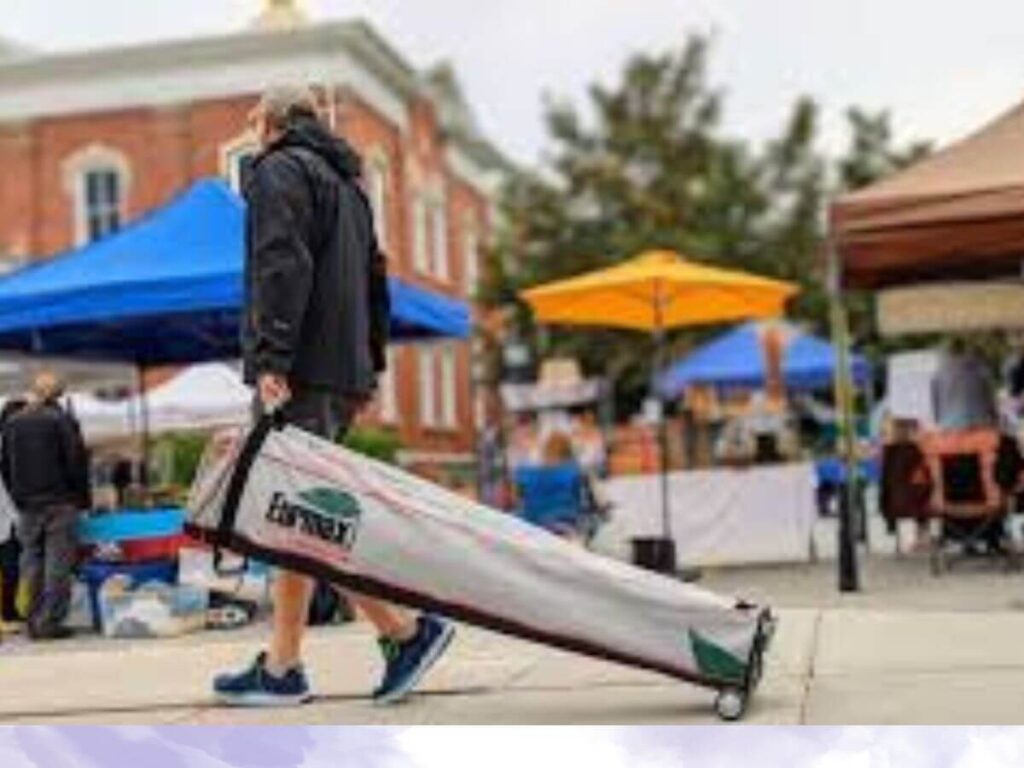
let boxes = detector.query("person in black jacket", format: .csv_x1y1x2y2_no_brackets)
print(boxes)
1,373,91,640
215,85,453,708
0,396,27,625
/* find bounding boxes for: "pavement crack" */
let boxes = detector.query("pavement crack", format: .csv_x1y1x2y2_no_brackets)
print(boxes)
799,609,823,724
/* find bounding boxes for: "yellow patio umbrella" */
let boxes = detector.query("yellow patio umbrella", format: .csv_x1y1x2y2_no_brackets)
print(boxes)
520,249,798,573
521,250,797,330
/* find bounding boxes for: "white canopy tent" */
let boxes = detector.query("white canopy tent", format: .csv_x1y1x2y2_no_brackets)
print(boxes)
72,363,250,442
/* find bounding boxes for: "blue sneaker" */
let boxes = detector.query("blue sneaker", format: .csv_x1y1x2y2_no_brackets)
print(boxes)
213,652,313,707
373,615,455,705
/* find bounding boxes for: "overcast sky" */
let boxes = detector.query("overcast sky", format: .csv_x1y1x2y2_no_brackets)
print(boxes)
3,0,1024,166
5,726,1024,768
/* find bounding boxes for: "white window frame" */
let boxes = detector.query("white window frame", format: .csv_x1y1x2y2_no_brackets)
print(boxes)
463,216,481,295
63,144,132,247
412,195,430,274
418,347,437,428
430,188,449,281
440,345,458,428
366,149,390,249
0,252,25,277
379,347,399,424
220,133,261,193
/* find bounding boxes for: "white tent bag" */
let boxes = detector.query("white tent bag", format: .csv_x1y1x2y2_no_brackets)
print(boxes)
186,417,775,719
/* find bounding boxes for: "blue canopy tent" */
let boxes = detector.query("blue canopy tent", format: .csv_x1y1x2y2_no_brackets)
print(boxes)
657,321,871,398
0,179,470,479
0,178,470,365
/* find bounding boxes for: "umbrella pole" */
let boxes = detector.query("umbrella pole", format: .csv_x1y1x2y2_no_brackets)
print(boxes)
653,280,676,574
828,239,861,593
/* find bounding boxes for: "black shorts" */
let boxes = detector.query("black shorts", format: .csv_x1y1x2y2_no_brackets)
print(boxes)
253,389,362,442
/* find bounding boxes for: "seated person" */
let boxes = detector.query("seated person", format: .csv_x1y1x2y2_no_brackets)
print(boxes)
881,419,932,551
515,433,610,542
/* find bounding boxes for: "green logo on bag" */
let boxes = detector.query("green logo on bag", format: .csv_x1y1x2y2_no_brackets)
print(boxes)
689,630,747,683
298,487,362,522
265,486,362,551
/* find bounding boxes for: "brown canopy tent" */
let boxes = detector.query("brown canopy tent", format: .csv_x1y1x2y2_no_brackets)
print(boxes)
827,98,1024,592
832,99,1024,290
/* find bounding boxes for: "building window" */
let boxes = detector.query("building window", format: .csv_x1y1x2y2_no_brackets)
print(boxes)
412,196,430,274
366,152,390,248
430,193,449,281
418,348,437,427
82,170,123,243
64,144,131,247
440,346,458,428
221,135,261,193
0,251,25,277
379,347,398,423
463,219,481,295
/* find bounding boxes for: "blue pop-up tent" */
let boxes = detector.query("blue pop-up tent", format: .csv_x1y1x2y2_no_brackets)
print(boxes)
0,179,470,365
657,321,871,398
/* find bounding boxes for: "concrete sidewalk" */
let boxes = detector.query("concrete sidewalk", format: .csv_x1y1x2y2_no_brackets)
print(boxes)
3,600,1024,724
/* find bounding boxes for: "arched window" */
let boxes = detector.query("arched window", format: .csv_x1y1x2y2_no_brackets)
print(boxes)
63,144,131,246
412,178,449,280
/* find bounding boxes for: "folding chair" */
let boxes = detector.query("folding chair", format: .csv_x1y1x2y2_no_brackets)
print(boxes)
513,464,589,538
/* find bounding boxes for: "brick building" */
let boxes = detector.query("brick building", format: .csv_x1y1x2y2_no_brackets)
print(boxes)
0,3,507,466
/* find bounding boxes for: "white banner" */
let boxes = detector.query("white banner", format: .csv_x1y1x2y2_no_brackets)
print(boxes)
603,464,817,567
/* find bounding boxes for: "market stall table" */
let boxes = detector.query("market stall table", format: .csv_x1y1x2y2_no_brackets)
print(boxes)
602,463,817,567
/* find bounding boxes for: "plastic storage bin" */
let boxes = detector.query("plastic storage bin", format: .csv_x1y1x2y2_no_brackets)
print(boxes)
79,559,178,632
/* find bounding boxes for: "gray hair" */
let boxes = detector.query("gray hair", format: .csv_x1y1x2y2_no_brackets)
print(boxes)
256,84,320,130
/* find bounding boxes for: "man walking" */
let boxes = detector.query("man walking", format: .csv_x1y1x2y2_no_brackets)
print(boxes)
1,374,90,641
214,85,454,707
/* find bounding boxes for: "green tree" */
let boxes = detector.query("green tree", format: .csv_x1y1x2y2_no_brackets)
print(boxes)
487,36,930,414
838,108,932,192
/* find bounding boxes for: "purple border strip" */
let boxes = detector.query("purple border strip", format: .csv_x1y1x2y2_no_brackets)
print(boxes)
0,727,1019,767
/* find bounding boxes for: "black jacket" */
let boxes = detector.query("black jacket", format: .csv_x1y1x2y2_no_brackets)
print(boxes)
1,401,91,511
242,116,387,396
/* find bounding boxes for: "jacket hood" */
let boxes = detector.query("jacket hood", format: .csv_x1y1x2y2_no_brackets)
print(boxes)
273,115,363,180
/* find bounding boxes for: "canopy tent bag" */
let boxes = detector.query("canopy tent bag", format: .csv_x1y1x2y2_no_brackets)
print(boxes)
186,417,776,721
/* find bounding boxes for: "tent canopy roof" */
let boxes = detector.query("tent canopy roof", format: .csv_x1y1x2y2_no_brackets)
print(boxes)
0,179,470,365
833,99,1024,290
657,321,871,397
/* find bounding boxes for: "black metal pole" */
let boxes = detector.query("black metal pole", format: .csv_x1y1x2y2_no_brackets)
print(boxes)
135,363,151,490
828,239,860,593
657,332,672,540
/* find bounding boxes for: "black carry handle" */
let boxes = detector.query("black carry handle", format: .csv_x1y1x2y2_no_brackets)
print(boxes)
213,410,282,576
